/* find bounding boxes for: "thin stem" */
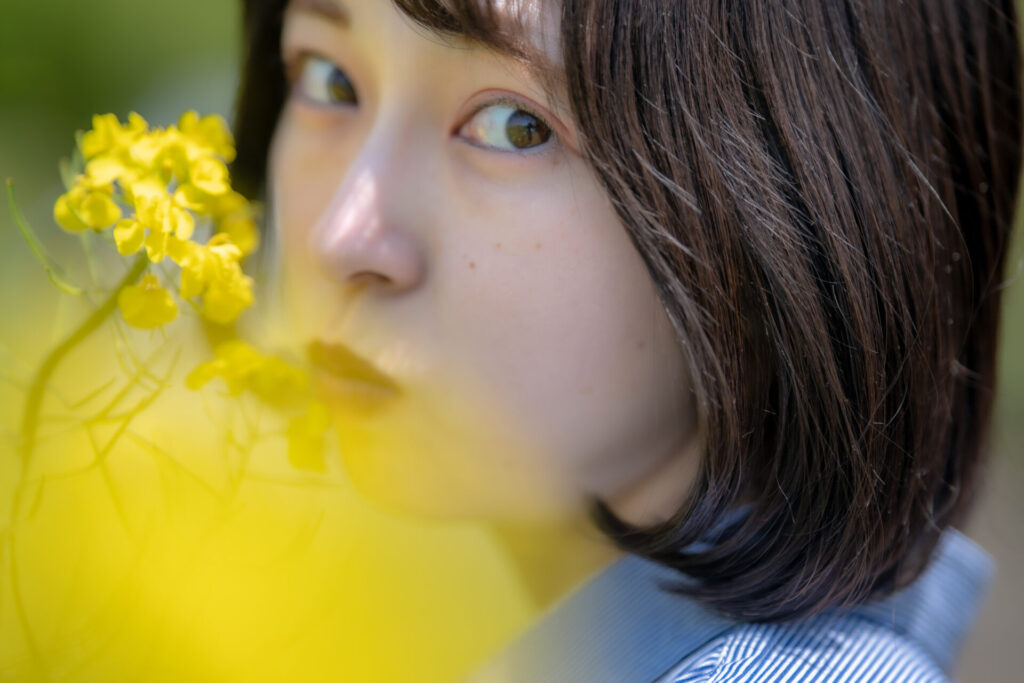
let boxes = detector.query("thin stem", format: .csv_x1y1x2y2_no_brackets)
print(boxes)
5,256,150,665
18,255,147,471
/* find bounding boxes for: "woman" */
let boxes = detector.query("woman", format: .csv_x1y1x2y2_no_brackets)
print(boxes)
230,0,1022,680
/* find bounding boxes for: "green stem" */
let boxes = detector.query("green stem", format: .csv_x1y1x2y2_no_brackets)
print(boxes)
18,255,147,470
7,179,83,297
3,258,147,683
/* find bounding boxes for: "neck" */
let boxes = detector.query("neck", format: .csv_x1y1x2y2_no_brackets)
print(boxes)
489,512,622,612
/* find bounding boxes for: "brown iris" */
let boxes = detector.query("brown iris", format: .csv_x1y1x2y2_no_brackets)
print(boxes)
327,67,356,104
506,110,551,149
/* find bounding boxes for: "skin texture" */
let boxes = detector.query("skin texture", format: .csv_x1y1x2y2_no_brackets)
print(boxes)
267,0,700,532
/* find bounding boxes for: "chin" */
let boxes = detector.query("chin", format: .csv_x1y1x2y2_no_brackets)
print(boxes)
329,406,494,520
339,448,480,520
325,381,578,522
333,428,575,523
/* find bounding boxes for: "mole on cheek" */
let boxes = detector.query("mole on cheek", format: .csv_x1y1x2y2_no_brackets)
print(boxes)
469,261,476,269
535,242,542,249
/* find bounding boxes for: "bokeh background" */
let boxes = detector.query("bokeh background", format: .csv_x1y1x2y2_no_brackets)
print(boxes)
0,0,1021,681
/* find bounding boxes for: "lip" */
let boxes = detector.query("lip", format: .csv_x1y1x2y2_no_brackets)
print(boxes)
307,339,401,412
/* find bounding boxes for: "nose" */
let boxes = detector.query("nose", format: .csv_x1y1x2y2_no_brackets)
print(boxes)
309,159,427,294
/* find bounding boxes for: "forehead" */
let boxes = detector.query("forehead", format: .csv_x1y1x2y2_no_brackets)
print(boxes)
285,0,564,88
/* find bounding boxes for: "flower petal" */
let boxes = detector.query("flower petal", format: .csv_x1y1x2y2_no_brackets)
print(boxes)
202,271,254,325
54,193,88,232
170,205,195,240
118,274,178,329
85,155,126,186
144,229,169,263
218,214,259,256
113,218,145,255
189,157,230,196
77,191,122,229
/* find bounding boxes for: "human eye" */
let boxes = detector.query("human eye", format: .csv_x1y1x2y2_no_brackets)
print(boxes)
284,52,357,107
458,98,555,153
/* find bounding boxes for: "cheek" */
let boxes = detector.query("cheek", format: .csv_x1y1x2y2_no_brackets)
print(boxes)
270,120,347,244
268,116,363,338
441,166,693,494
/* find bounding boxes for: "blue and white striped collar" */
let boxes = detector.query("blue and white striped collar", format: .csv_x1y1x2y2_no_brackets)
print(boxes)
464,525,993,682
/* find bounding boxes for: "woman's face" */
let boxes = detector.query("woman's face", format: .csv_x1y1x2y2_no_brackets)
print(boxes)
269,0,699,520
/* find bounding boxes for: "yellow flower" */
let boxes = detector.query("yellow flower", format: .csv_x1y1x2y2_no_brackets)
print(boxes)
172,189,260,256
206,189,249,218
170,157,235,218
212,192,260,256
124,175,168,207
202,268,254,325
143,230,189,264
177,110,236,163
113,218,145,255
186,339,274,394
178,242,213,299
52,110,259,333
53,185,121,232
80,112,147,160
171,183,209,212
136,193,195,244
250,357,310,406
53,190,89,232
177,234,254,324
188,156,231,196
178,234,241,298
78,191,122,228
78,113,151,187
186,339,311,407
130,129,175,172
85,155,129,186
185,339,263,394
218,212,260,257
117,178,194,262
186,338,322,470
117,274,178,329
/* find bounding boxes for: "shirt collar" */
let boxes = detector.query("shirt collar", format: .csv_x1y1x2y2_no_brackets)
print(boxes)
464,525,993,682
845,527,994,674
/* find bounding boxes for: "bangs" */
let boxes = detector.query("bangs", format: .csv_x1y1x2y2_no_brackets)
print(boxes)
391,0,566,93
391,0,531,52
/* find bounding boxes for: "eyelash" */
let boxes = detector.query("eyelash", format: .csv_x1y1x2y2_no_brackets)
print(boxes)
281,50,559,154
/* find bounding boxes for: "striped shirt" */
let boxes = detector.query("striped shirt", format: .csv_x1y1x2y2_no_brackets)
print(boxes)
466,526,992,682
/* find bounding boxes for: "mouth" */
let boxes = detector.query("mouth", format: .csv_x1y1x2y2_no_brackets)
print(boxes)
307,339,401,413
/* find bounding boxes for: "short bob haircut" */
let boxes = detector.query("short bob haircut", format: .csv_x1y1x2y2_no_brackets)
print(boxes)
231,0,1023,621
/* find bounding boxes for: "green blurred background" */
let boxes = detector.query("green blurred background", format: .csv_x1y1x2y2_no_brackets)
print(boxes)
0,0,1020,680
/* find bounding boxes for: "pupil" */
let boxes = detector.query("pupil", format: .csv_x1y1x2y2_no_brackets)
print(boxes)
329,69,356,103
506,110,550,149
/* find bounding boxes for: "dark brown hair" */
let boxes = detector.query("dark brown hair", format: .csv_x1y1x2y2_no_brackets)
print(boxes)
232,0,1023,621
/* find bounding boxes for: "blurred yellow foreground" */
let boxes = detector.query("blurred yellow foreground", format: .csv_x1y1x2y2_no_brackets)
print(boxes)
0,314,534,682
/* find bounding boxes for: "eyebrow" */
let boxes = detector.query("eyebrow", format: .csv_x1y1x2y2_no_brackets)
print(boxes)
284,0,350,27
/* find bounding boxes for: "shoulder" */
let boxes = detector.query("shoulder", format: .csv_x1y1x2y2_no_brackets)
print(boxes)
663,612,948,683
